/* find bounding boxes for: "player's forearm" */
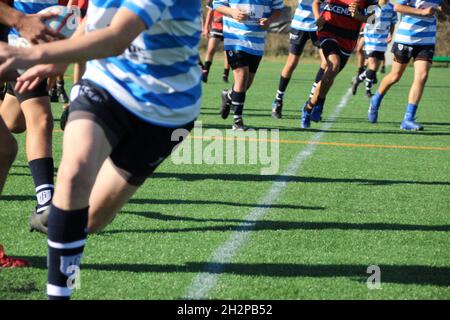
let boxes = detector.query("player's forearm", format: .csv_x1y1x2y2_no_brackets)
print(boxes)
204,9,213,29
394,4,429,16
21,9,144,66
389,23,396,36
214,5,234,17
312,0,322,20
0,2,26,30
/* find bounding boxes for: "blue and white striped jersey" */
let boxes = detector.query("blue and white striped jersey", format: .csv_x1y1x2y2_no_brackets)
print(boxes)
82,0,202,127
10,0,59,36
394,0,442,46
363,2,397,52
213,0,284,56
291,0,317,32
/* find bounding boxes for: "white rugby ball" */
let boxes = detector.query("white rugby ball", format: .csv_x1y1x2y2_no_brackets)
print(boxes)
39,5,80,39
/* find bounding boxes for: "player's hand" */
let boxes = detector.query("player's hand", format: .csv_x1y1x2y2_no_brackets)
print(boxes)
14,63,69,94
421,7,436,16
16,12,62,44
231,9,248,22
348,3,358,16
316,17,326,30
0,42,25,76
259,18,272,29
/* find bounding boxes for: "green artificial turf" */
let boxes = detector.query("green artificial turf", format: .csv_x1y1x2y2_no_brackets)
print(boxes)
0,58,449,300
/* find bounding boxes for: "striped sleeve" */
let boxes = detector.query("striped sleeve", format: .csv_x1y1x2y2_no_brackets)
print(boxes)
213,0,228,9
122,0,172,29
271,0,284,10
391,11,398,24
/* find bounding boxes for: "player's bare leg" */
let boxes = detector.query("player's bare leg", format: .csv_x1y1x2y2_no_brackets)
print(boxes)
0,116,17,193
0,116,29,268
53,119,111,210
408,59,431,106
202,37,220,83
223,53,230,83
368,60,408,123
355,37,366,78
397,59,432,130
20,97,53,161
301,53,340,128
0,94,26,133
87,158,139,233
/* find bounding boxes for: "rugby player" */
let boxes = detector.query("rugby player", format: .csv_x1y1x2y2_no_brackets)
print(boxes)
271,0,328,119
301,0,377,129
352,0,397,98
201,0,230,84
215,0,283,130
368,0,443,130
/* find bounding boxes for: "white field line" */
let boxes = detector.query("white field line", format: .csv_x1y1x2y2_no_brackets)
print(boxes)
184,89,353,299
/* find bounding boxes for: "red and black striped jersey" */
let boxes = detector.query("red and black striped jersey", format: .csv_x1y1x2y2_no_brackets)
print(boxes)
207,0,224,31
318,0,377,53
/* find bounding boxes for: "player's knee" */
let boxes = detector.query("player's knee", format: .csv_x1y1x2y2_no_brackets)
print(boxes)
57,161,96,191
326,63,339,77
415,71,429,84
29,110,54,133
390,72,402,84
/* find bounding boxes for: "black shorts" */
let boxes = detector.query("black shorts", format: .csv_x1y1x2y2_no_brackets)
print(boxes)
0,25,9,43
319,38,350,72
365,50,385,60
6,79,49,104
226,50,262,74
289,29,319,56
210,28,224,40
68,79,195,186
0,82,6,101
392,43,435,64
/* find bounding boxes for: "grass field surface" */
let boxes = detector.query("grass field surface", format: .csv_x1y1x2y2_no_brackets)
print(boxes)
0,58,449,300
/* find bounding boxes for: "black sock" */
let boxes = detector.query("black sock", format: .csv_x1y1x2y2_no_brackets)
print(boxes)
310,68,325,98
47,205,88,300
29,158,54,214
358,70,367,82
223,68,230,77
365,69,376,91
204,61,212,71
276,76,290,101
230,90,246,116
317,97,325,106
57,80,65,88
357,66,366,76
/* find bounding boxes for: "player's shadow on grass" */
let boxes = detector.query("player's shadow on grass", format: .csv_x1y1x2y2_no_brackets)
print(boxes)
197,123,450,135
304,127,450,136
21,256,450,287
153,172,450,186
103,214,450,234
0,195,35,201
128,198,322,211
